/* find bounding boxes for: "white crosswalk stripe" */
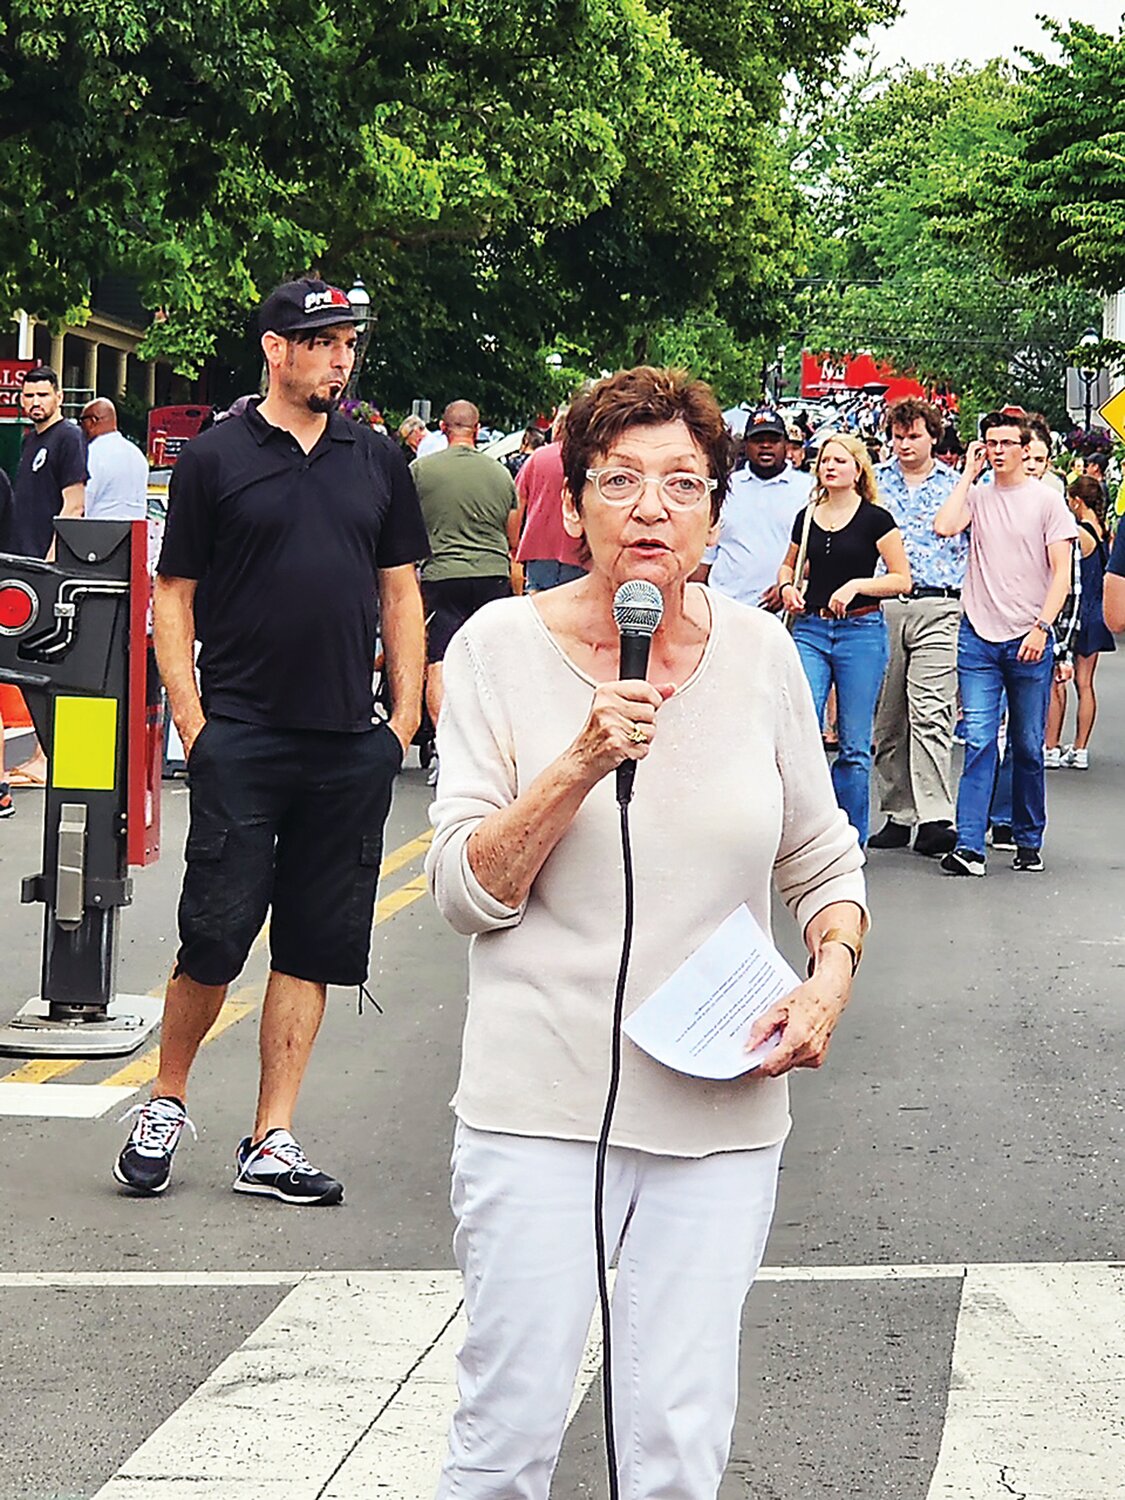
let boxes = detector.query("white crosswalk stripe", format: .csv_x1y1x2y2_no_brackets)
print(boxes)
925,1263,1125,1499
74,1262,1124,1499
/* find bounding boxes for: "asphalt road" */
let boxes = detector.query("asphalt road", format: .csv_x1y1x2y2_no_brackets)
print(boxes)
1,658,1122,1500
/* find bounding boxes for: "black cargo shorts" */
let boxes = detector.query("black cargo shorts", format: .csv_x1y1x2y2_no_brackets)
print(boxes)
176,716,403,987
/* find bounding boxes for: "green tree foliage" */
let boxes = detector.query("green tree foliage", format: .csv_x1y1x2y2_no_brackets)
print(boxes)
994,20,1125,292
791,58,1101,429
0,0,893,419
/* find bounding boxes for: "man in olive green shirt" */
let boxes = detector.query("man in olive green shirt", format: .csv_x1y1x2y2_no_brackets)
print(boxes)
411,400,518,731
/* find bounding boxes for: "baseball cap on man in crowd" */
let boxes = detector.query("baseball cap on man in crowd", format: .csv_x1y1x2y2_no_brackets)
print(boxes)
743,407,788,439
258,278,358,336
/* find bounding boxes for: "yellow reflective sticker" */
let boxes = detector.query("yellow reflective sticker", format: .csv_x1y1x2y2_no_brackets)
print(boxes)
52,697,118,790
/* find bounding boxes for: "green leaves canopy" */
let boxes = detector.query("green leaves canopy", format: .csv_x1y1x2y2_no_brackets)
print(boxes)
0,0,892,415
793,57,1101,429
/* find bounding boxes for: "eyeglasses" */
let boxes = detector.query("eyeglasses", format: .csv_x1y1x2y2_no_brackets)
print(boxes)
984,439,1023,451
585,467,717,509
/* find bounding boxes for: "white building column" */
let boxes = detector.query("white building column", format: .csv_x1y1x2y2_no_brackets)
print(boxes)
49,333,65,379
114,348,128,398
83,339,99,395
144,361,157,408
17,313,33,359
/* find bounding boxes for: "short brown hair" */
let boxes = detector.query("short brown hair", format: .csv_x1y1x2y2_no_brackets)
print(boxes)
888,397,943,442
981,411,1031,445
562,366,732,525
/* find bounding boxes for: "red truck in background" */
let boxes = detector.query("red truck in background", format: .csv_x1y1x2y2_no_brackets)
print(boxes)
146,404,212,466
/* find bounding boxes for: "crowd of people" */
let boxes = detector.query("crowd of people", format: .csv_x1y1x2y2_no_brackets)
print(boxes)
406,391,1121,875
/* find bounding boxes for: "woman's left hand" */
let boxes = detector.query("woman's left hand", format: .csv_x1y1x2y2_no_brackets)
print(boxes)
826,581,858,618
744,951,852,1076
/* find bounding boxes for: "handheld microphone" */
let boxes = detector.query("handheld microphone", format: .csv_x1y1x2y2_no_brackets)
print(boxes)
612,579,664,806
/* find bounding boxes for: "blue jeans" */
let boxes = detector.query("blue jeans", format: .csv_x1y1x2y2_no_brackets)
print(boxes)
792,612,889,844
989,688,1013,827
956,621,1053,854
524,560,586,592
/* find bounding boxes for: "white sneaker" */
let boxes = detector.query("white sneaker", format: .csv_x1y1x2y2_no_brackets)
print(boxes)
1070,747,1089,770
426,753,440,787
1043,746,1062,769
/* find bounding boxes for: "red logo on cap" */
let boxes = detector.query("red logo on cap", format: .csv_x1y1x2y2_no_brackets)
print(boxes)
329,288,350,307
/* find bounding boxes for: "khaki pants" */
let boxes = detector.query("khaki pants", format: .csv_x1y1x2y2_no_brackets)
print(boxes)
874,596,961,826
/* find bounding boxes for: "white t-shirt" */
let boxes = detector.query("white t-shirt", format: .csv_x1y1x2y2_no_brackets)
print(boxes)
86,430,148,520
704,465,812,605
416,429,449,459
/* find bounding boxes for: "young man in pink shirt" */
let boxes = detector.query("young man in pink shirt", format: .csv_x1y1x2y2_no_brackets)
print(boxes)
933,412,1077,875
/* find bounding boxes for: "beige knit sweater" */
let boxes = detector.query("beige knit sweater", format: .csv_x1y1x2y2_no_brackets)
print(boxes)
426,588,867,1157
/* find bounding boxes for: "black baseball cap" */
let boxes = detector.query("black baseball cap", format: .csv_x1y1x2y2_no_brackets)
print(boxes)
258,278,357,335
743,406,787,439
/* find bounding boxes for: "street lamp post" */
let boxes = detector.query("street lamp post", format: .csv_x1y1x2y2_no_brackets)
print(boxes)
346,277,373,399
1078,324,1101,437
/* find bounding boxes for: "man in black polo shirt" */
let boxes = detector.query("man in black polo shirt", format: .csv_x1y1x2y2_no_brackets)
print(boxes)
10,365,87,560
8,365,88,786
113,278,428,1206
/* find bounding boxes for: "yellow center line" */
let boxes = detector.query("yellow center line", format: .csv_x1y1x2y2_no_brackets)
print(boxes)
375,874,429,925
0,1057,85,1086
1,826,435,1088
99,996,258,1091
380,827,433,881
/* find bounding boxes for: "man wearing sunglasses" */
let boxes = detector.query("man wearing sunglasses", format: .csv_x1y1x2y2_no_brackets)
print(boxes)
79,399,148,521
933,412,1077,876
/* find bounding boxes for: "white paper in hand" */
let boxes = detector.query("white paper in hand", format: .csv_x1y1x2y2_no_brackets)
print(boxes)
623,906,801,1079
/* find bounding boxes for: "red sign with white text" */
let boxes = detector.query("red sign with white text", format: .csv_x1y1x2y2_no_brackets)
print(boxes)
146,404,212,466
801,352,927,404
0,359,37,420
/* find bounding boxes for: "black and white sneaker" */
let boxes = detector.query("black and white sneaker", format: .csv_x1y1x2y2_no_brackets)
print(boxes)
988,823,1016,851
940,847,986,877
113,1096,196,1195
0,783,14,819
233,1128,344,1206
1012,846,1044,872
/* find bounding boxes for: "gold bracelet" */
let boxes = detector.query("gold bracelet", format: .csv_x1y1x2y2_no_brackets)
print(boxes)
805,927,863,978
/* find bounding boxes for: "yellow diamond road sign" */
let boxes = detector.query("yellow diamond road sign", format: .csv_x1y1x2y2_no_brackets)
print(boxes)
1098,387,1125,442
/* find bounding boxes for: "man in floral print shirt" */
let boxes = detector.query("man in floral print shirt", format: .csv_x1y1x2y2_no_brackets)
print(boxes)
869,398,966,858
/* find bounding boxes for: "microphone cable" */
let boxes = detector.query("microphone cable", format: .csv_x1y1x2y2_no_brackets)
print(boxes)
595,577,662,1499
592,791,635,1500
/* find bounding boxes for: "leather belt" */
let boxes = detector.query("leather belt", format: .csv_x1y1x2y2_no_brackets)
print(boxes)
816,603,882,619
906,586,961,600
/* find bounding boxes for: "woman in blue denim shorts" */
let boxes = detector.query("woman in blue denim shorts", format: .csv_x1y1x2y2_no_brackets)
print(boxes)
779,434,912,844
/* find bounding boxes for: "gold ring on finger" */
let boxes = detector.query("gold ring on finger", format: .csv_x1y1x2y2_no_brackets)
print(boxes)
628,723,647,745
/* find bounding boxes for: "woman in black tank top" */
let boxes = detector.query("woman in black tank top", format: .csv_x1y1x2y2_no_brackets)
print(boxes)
778,434,911,844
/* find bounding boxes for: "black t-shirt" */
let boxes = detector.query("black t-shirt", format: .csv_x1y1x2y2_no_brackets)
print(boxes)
157,401,430,732
11,419,88,558
791,500,897,611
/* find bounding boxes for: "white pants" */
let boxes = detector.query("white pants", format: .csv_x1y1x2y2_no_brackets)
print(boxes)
435,1123,783,1500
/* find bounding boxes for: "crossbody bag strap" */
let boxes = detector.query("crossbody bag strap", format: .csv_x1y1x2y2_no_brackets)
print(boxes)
783,499,817,632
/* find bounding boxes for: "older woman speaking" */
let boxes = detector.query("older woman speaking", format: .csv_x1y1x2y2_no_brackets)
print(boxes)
426,367,867,1500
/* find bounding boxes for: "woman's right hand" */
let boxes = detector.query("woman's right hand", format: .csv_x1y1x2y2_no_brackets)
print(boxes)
569,680,675,783
780,583,806,615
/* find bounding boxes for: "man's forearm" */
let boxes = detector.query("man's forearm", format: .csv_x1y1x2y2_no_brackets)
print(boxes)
153,580,204,739
379,569,425,740
1037,554,1075,628
59,482,85,520
933,472,972,536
